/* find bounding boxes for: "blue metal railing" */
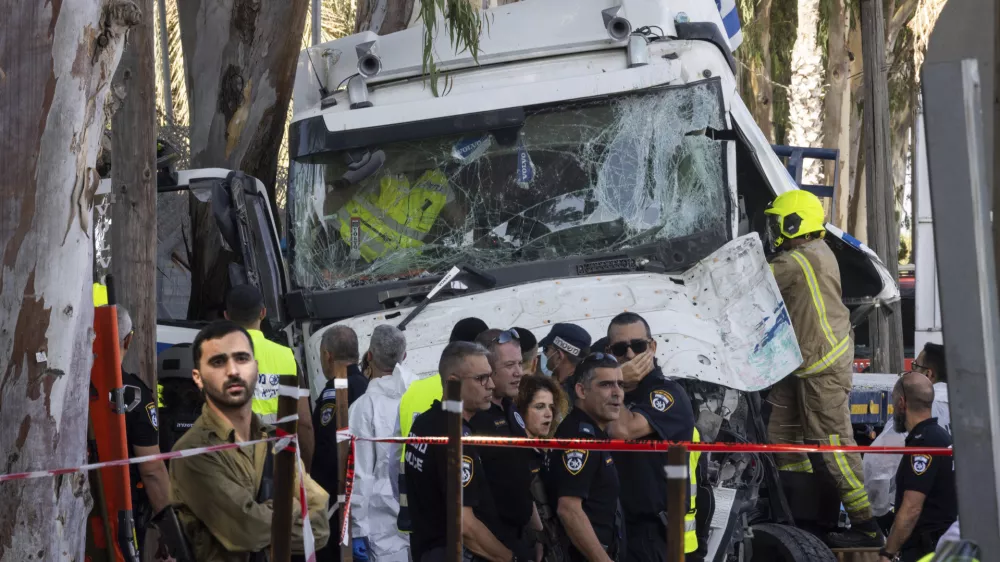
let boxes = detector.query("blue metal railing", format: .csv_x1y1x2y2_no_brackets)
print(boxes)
770,144,840,200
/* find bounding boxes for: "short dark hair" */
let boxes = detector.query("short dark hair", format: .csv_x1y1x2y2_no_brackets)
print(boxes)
921,342,947,383
226,284,264,326
608,312,652,339
439,341,491,380
192,320,254,367
512,327,537,353
322,325,360,363
570,354,620,401
450,317,489,343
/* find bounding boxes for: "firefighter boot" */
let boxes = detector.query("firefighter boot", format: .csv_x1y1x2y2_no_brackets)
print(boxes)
826,518,886,548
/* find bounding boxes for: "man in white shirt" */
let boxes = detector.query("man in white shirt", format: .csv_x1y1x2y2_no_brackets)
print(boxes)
348,325,414,562
864,343,951,527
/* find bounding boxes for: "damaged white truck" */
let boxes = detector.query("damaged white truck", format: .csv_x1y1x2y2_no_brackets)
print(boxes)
125,1,900,561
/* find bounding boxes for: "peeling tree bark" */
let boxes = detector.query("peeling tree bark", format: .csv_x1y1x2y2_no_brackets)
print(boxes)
112,0,158,388
0,1,135,560
787,0,826,185
824,0,852,227
176,0,308,319
750,0,775,141
354,0,417,34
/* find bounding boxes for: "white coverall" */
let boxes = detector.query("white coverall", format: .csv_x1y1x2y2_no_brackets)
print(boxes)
863,382,951,516
348,363,418,562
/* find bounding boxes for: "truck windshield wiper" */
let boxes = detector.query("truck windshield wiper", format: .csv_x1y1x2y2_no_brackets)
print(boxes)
397,264,497,331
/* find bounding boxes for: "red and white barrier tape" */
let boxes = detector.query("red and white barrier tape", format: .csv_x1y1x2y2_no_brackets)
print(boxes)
335,429,954,456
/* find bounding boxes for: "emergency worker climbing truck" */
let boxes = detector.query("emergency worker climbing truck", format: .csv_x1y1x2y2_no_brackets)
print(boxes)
763,190,884,548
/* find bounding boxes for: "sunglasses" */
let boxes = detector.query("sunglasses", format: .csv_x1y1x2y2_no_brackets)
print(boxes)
609,339,651,357
493,328,520,345
582,352,619,364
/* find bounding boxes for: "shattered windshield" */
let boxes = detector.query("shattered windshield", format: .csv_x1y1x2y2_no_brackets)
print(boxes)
289,79,728,289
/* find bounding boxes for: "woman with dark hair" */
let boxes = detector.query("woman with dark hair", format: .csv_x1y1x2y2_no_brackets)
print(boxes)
516,375,569,562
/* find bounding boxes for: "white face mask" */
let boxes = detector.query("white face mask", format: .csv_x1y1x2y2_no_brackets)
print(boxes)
539,349,555,377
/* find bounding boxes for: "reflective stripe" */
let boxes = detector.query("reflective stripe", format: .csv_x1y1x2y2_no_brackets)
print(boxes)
329,171,450,262
843,488,868,503
789,250,837,347
685,520,697,532
685,428,701,554
778,460,814,473
829,435,865,492
796,334,852,377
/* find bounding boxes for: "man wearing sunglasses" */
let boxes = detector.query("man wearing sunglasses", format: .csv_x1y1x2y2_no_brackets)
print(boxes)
405,341,513,562
764,190,882,548
471,329,541,562
603,312,697,562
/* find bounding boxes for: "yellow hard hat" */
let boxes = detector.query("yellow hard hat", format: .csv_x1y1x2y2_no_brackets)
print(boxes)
764,190,826,247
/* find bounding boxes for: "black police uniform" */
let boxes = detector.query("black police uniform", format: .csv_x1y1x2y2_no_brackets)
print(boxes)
469,398,536,559
546,408,622,562
405,401,502,562
893,418,957,562
347,364,369,407
122,371,160,548
613,366,695,562
312,378,342,562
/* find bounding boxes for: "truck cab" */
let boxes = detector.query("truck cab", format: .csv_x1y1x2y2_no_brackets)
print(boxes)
280,1,898,558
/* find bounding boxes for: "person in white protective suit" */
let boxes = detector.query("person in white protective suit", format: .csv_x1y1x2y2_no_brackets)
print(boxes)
864,343,951,528
348,324,414,562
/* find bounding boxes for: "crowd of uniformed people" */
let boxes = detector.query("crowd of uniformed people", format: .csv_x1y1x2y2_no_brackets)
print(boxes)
104,190,963,562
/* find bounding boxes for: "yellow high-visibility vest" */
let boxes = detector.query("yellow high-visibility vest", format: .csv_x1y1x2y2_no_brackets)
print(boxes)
247,329,297,424
398,374,443,460
685,427,701,554
332,171,450,262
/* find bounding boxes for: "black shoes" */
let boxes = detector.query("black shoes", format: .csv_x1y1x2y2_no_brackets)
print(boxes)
826,519,886,548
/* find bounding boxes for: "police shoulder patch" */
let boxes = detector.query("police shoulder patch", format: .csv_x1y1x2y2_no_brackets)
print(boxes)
146,403,158,430
563,450,589,475
514,411,525,429
462,455,474,487
320,403,336,426
650,389,675,413
912,454,931,475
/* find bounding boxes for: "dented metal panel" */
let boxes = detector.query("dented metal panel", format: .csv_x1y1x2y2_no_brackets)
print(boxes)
306,232,802,393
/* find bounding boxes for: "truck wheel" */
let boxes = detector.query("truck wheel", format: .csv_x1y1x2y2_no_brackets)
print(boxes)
749,523,837,562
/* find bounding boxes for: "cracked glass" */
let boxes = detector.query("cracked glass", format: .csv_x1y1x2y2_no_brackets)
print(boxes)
289,80,727,290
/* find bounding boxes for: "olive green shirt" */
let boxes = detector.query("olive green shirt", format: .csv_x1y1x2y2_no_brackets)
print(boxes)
169,405,331,562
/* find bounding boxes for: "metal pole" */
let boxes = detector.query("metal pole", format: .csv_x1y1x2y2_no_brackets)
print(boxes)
311,0,321,45
665,445,686,562
270,373,299,562
922,58,1000,553
335,363,352,562
156,0,173,124
445,379,464,562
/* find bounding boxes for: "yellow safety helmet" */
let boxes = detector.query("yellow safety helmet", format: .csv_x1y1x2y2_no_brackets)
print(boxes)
764,190,826,248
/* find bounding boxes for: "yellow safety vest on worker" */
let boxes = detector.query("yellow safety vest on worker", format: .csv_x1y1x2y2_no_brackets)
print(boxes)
685,427,701,554
247,329,297,424
332,170,451,262
398,373,443,460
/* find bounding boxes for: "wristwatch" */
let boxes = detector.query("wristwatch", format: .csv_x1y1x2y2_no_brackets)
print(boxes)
879,548,899,561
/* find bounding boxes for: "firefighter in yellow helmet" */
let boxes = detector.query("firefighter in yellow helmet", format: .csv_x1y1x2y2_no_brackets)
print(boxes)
764,190,884,548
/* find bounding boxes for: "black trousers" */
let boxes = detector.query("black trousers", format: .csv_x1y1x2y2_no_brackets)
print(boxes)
624,520,666,562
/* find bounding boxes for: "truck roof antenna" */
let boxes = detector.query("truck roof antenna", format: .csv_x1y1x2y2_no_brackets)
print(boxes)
305,47,330,99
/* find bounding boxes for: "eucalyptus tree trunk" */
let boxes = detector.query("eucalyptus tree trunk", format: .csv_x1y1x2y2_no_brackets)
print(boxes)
176,0,308,319
355,0,417,33
749,0,775,141
111,0,158,388
0,1,136,560
824,0,852,227
787,0,825,185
